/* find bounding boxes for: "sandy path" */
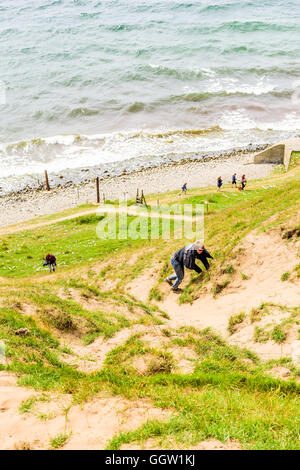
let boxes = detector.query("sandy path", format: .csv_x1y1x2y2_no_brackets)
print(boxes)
0,209,98,236
0,204,202,237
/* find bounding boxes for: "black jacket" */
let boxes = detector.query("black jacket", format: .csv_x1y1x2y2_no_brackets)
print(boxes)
173,245,213,273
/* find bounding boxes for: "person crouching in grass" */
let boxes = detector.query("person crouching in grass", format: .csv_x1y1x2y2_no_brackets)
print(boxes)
165,241,213,291
43,253,56,272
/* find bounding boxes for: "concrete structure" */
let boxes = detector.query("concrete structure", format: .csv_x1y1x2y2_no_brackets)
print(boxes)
254,138,300,170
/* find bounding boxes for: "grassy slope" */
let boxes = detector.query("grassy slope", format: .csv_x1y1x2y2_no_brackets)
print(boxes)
0,156,299,450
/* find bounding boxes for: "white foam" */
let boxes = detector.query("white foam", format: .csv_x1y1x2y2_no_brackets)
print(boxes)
0,123,298,180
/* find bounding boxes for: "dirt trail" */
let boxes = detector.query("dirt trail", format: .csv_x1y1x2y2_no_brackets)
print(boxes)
0,210,98,236
0,204,201,237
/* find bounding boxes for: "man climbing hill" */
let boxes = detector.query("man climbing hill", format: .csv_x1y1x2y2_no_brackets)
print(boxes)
165,240,213,291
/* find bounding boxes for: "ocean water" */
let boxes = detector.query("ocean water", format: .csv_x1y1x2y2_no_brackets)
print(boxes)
1,0,300,186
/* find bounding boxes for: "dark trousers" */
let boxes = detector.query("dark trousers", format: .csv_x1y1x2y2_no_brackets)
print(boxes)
167,257,184,289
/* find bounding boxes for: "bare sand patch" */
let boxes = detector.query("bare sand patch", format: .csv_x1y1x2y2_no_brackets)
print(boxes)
228,310,299,361
168,346,198,374
156,231,300,337
0,370,172,450
59,286,138,320
60,324,147,373
123,230,299,367
127,268,158,303
265,367,291,380
132,353,157,375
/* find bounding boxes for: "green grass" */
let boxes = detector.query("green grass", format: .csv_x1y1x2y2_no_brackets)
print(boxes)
0,171,299,281
240,272,249,280
3,297,298,450
271,325,287,344
0,162,299,449
107,385,299,450
222,264,235,275
19,396,38,414
212,279,230,296
228,312,246,335
0,215,141,277
49,433,70,449
102,328,300,450
289,151,300,168
149,287,163,302
281,272,291,281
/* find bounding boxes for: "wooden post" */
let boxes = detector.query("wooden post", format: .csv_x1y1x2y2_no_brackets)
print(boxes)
44,170,50,191
141,189,147,207
96,177,100,203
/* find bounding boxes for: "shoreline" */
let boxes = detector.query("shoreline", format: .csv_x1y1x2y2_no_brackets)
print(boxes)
0,142,268,196
0,152,276,228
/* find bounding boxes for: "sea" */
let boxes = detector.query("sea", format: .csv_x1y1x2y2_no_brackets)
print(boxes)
1,0,300,192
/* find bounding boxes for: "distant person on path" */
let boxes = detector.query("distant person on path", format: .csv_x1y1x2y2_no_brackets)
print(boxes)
232,173,237,187
181,182,187,195
43,253,56,272
165,241,213,291
217,176,223,191
241,174,247,190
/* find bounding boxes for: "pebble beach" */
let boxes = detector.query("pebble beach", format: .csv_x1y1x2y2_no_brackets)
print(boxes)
0,152,276,228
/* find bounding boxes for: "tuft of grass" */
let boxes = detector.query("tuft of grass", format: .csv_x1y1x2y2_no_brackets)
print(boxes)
146,351,174,375
250,306,265,323
19,396,37,414
240,272,249,280
227,312,246,335
281,272,290,281
149,287,162,302
254,326,269,343
49,433,70,449
222,264,235,275
76,215,104,225
212,279,229,296
271,325,287,344
179,290,193,305
42,309,76,331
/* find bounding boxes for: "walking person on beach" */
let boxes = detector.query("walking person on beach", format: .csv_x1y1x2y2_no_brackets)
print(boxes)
232,173,237,187
43,253,56,272
240,174,247,191
217,176,223,191
165,241,213,291
181,182,187,195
